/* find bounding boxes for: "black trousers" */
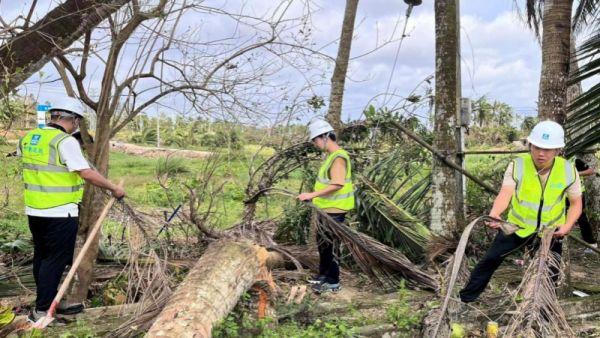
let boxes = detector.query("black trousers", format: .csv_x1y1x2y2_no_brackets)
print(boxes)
317,213,345,284
28,216,78,311
577,195,596,244
459,231,563,303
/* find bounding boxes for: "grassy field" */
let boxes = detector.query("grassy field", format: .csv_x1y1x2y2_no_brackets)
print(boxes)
0,142,303,243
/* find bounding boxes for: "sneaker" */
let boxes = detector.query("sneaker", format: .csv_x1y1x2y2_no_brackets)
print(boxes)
312,282,341,294
56,300,84,315
307,275,327,285
27,309,68,327
584,243,598,254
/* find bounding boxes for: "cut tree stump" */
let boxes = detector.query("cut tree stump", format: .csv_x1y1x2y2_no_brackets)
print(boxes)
146,240,269,338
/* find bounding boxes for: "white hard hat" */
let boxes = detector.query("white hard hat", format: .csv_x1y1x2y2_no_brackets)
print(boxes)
307,118,334,141
527,120,565,149
49,97,84,119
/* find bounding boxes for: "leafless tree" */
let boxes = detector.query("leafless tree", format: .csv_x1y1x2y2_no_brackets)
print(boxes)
42,0,320,303
0,0,132,97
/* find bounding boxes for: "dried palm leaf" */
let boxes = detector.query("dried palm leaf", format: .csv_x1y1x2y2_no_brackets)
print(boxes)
313,207,437,290
505,229,574,337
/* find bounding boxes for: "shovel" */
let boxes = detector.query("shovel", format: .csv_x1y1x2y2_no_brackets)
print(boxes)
32,180,124,329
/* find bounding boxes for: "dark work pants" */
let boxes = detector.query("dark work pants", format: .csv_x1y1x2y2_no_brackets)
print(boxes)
459,231,563,303
577,195,597,244
28,216,78,311
317,213,345,284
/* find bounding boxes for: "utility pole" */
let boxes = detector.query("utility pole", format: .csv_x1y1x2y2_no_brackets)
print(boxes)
156,109,161,148
431,0,463,235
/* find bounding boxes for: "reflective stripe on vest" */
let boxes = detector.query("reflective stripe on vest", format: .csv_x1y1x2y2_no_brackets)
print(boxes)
313,149,355,210
21,128,85,209
507,154,576,238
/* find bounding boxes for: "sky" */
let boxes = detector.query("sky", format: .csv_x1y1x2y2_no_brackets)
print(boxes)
2,0,587,125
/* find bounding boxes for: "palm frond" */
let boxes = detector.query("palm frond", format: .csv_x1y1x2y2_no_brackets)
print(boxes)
573,0,600,32
505,230,574,337
314,208,438,290
356,176,431,261
566,32,600,155
354,148,431,261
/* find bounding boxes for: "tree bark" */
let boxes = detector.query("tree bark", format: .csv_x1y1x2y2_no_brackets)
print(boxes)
0,0,130,97
146,241,269,338
537,0,573,123
431,0,462,235
325,0,359,133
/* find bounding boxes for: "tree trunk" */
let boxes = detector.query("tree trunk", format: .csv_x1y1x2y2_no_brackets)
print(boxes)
68,126,112,303
431,0,462,235
0,0,130,97
146,241,269,337
325,0,359,133
537,0,573,123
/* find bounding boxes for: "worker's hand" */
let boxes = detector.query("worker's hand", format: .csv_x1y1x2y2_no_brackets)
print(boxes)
553,224,571,238
111,186,126,200
297,192,315,202
486,214,502,229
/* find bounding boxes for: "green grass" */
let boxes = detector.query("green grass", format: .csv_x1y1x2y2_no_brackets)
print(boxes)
0,144,303,238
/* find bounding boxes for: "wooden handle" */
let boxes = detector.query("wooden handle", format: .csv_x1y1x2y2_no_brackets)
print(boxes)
49,179,125,315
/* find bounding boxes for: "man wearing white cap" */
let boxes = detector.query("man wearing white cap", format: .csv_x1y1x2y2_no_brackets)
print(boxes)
297,118,355,293
18,97,125,323
459,120,582,302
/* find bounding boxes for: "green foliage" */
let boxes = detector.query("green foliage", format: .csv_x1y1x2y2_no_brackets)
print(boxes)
465,155,512,215
521,116,538,134
0,96,32,127
155,157,190,177
386,280,422,331
0,239,31,253
566,30,600,156
130,127,157,145
214,316,356,338
274,201,312,244
58,320,98,338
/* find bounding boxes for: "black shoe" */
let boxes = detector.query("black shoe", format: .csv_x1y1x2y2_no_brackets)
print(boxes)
56,303,84,315
307,275,327,285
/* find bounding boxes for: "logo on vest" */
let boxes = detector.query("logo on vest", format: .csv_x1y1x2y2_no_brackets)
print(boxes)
550,182,565,190
30,134,41,145
542,133,550,140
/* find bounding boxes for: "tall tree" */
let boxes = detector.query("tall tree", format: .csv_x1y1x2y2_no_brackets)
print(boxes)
431,0,463,235
325,0,359,132
534,0,574,123
55,1,314,303
0,0,131,97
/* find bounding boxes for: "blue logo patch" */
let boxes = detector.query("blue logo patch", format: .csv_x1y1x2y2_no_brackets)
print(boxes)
542,133,550,140
30,134,41,145
550,182,565,190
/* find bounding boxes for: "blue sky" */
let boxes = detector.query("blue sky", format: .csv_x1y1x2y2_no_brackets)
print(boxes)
3,0,576,126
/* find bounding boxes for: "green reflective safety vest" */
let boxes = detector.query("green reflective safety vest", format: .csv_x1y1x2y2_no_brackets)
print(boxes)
507,154,576,238
313,149,355,211
20,128,85,209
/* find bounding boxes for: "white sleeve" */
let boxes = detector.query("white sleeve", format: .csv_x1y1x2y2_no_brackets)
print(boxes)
58,137,91,172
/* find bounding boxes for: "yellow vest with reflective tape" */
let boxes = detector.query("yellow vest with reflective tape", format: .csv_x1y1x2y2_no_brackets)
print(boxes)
20,128,85,209
507,154,576,238
313,149,355,211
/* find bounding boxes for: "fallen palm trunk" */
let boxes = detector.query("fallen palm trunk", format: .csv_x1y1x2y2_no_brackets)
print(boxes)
145,240,269,338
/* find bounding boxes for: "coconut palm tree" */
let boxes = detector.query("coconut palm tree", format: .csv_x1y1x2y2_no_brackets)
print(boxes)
523,0,599,153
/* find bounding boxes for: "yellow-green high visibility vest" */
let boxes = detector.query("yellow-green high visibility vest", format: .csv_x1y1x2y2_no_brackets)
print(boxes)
313,149,355,211
20,128,85,209
507,154,576,238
